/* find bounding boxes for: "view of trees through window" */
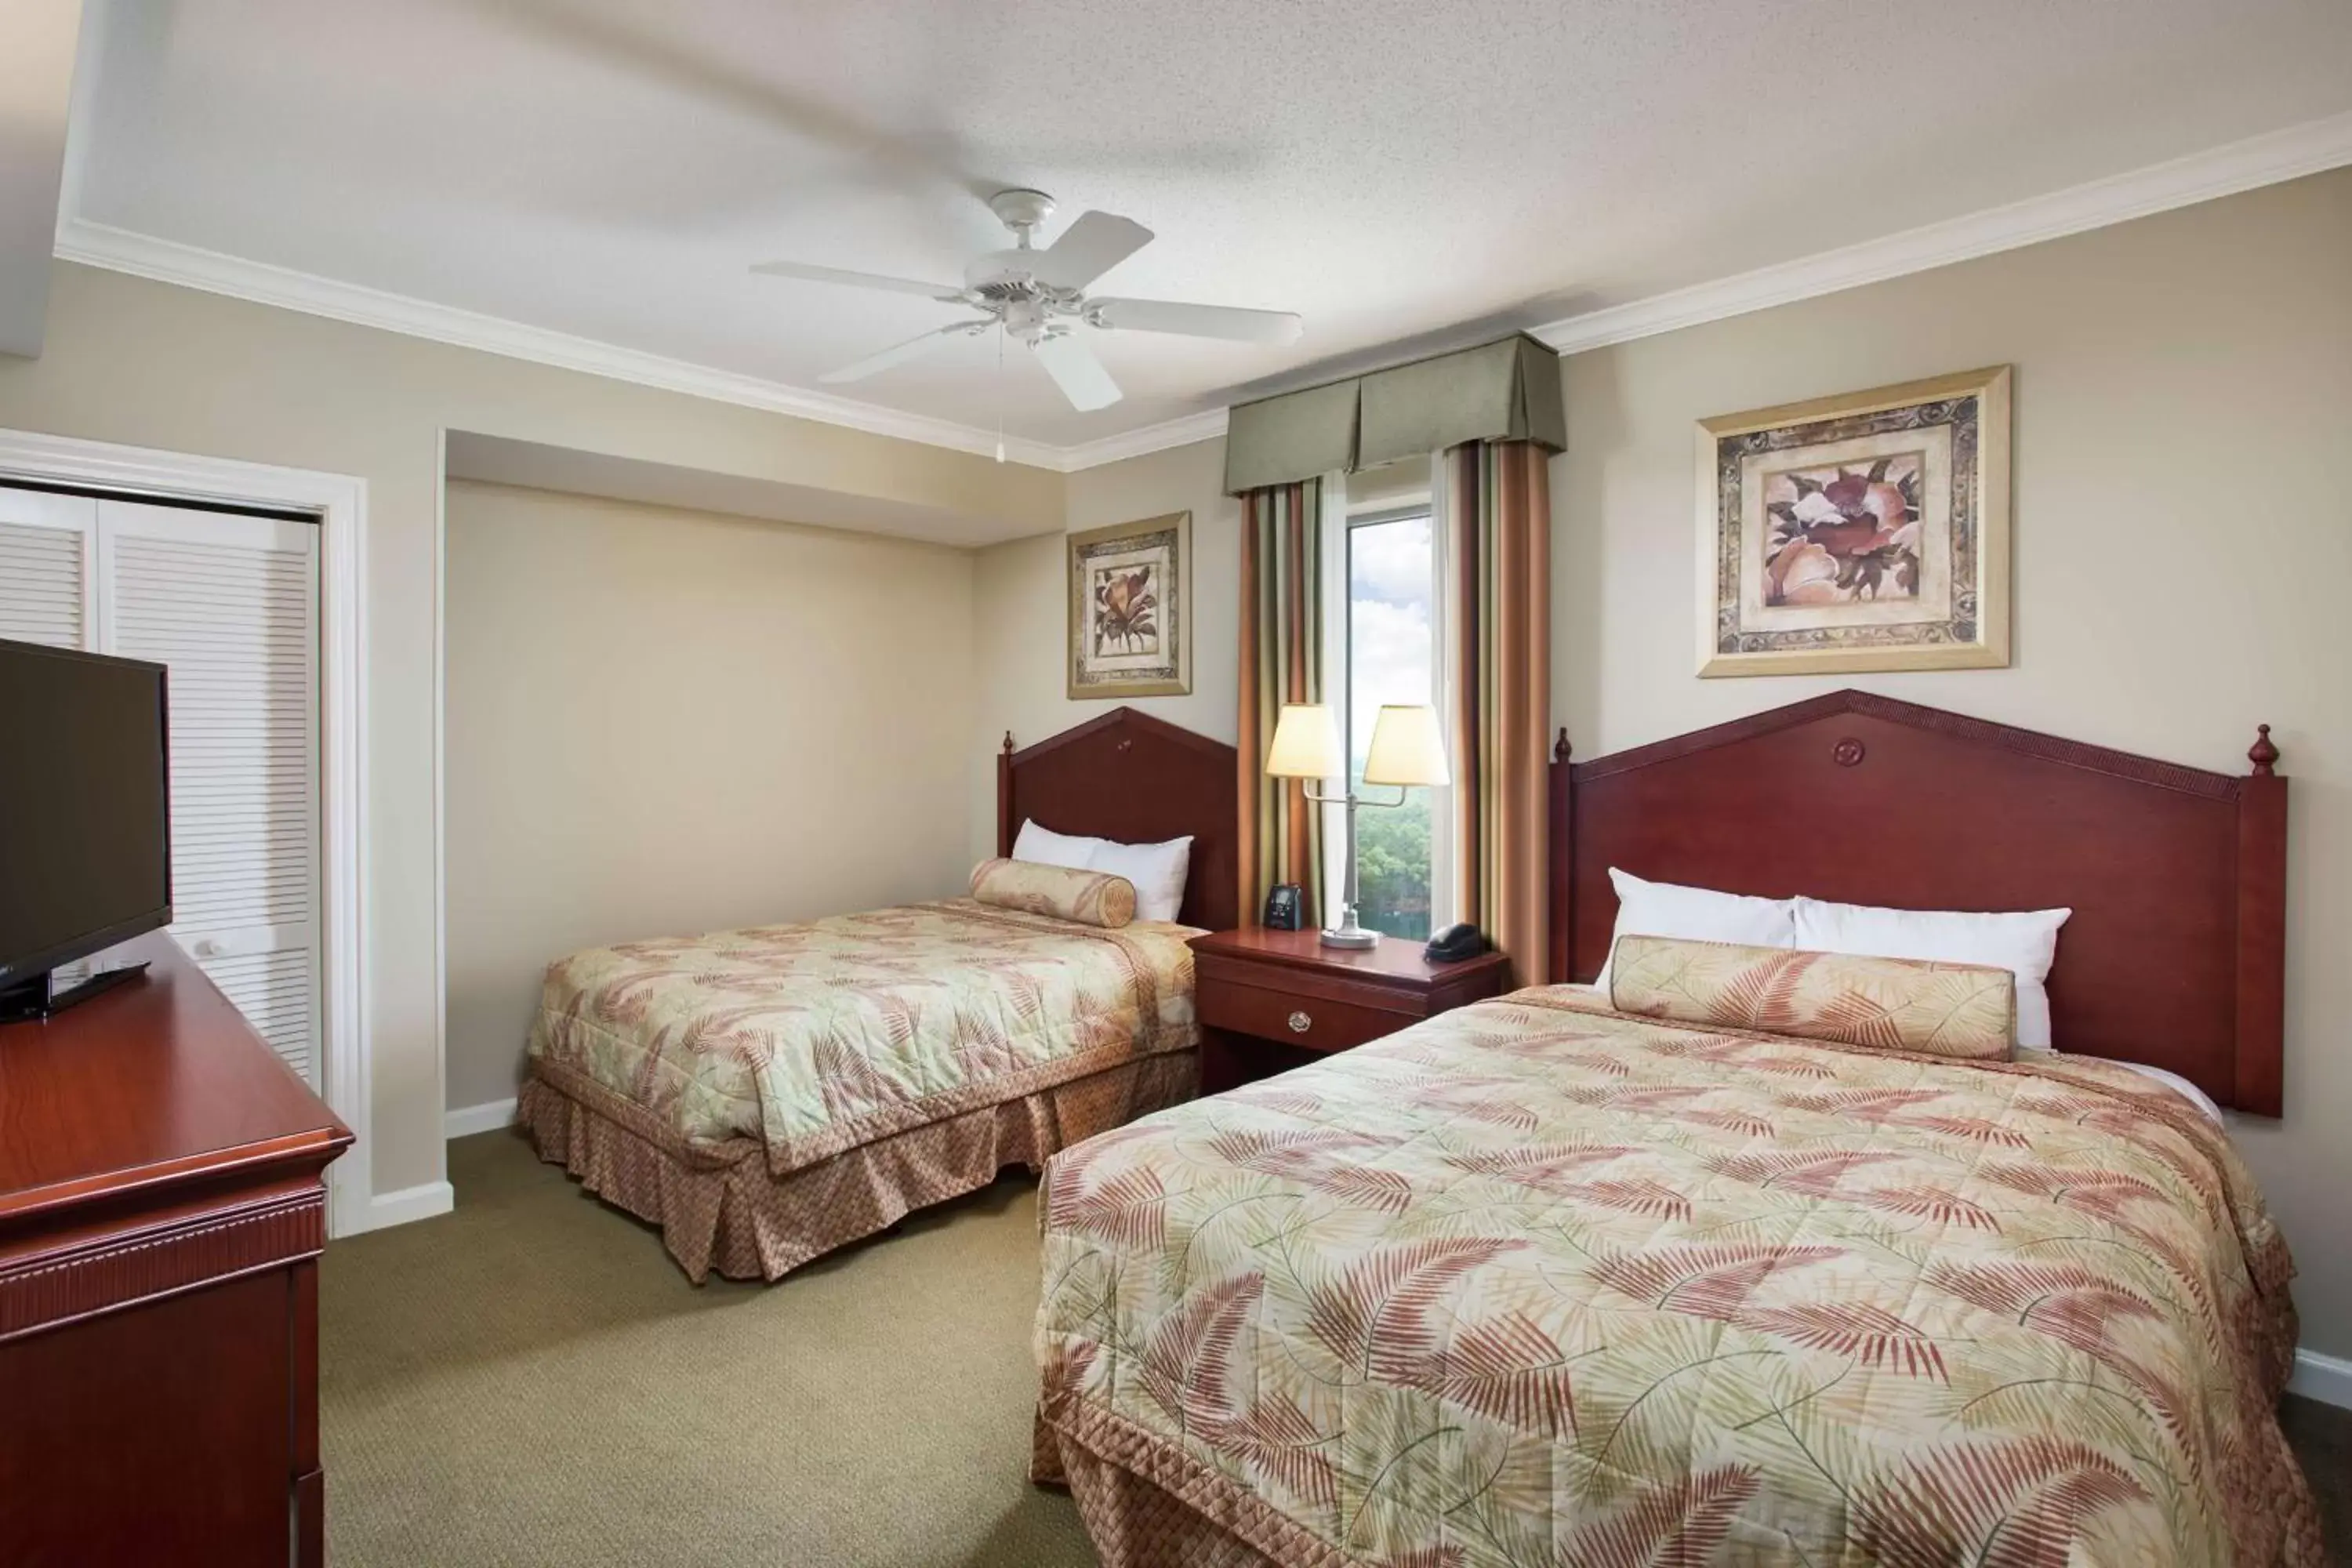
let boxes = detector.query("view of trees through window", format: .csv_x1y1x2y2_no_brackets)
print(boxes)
1346,512,1436,940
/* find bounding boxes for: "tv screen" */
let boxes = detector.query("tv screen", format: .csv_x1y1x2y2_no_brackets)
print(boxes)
0,637,172,991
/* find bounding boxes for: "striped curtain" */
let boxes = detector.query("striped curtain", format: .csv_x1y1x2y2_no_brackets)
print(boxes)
1236,478,1324,927
1440,441,1552,983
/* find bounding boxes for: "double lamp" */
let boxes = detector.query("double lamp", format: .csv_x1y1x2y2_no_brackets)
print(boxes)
1264,702,1450,949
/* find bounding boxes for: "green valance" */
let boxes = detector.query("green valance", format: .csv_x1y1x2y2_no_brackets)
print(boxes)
1219,380,1360,497
1357,336,1565,471
1221,332,1564,495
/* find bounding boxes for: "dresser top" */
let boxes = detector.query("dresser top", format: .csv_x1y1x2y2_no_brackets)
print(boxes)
0,935,350,1228
1189,925,1512,992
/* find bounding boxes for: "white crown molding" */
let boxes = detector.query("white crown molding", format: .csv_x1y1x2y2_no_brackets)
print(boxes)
1534,109,2352,356
52,217,1071,470
1056,408,1230,471
1534,110,2352,354
1062,111,2352,463
50,109,2352,475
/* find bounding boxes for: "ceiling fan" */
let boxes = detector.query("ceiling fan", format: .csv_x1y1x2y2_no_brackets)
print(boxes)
751,189,1302,416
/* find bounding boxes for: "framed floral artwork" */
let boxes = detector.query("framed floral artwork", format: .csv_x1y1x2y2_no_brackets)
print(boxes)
1696,365,2011,677
1068,511,1190,699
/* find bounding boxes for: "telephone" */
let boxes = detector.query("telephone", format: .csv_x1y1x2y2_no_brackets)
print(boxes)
1423,922,1487,962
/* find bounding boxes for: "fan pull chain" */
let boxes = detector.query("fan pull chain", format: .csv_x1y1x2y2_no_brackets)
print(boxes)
994,325,1007,463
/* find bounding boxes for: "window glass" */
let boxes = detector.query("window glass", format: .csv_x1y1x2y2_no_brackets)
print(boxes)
1345,512,1435,939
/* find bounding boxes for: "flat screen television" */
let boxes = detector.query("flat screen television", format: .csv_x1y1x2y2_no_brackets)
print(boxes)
0,637,172,1020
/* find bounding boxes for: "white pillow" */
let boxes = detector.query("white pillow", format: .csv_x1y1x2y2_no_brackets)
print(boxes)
1595,869,1798,992
1009,820,1192,924
1012,819,1104,872
1794,896,2070,1049
1087,836,1192,924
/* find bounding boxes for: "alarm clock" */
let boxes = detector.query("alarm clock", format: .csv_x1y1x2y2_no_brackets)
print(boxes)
1261,883,1304,931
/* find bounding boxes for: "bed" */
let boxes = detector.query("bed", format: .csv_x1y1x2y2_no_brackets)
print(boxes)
518,706,1239,1282
1031,691,2318,1567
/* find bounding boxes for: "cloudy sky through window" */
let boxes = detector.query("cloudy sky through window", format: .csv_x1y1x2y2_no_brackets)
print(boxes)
1348,515,1433,775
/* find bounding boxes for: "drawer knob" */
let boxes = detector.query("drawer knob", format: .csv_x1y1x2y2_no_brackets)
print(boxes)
1287,1011,1312,1034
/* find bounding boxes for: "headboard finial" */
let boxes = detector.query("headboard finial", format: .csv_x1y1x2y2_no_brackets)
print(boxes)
1001,731,1014,757
1554,727,1572,763
2249,723,2278,776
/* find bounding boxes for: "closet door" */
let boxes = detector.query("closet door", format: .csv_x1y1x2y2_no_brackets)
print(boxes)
99,499,322,1087
0,488,96,648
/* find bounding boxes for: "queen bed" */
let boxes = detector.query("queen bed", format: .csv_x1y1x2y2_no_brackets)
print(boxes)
1031,691,2318,1567
518,707,1239,1282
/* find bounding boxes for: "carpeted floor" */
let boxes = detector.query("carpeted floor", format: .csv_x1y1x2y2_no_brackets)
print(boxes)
325,1130,2351,1567
2288,1393,2352,1566
321,1129,1095,1567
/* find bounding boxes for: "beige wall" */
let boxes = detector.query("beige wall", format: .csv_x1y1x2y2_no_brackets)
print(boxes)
443,481,978,1111
969,438,1240,860
968,168,2352,1355
1556,167,2352,1356
0,263,1058,1210
9,167,2343,1348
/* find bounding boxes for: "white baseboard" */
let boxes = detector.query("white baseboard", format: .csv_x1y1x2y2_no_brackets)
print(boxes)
444,1096,520,1139
339,1179,455,1236
2289,1347,2352,1410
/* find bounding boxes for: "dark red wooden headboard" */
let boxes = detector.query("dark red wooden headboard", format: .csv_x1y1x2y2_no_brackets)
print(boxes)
996,707,1240,934
1546,690,2288,1116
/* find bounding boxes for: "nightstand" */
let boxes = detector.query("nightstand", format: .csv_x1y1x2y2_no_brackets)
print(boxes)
1189,927,1512,1095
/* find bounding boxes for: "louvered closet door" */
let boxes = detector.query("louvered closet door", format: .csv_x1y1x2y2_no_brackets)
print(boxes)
0,488,97,648
98,499,322,1087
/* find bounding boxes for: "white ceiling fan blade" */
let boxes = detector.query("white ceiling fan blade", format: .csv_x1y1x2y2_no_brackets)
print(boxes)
818,321,990,383
1090,297,1303,345
1029,211,1153,291
751,259,967,301
1030,332,1123,412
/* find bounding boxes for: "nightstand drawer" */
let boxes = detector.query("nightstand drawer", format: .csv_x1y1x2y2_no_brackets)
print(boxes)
1196,976,1405,1054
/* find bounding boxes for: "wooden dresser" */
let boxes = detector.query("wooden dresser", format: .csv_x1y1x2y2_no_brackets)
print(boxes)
0,934,352,1567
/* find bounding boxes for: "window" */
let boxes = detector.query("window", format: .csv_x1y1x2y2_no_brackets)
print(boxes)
1345,507,1438,939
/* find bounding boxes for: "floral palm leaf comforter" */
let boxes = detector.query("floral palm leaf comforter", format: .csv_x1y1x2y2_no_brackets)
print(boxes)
1034,987,2317,1568
528,900,1199,1172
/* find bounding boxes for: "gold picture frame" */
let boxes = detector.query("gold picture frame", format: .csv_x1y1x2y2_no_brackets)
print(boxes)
1068,511,1191,699
1697,365,2011,677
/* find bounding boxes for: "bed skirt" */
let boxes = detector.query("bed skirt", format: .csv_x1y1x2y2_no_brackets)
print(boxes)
517,1049,1198,1283
1031,1399,1337,1568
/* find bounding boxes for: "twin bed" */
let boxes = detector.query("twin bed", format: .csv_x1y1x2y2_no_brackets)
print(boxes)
517,691,2317,1565
518,707,1239,1281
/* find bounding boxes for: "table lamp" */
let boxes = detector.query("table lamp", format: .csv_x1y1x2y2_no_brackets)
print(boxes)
1265,702,1451,949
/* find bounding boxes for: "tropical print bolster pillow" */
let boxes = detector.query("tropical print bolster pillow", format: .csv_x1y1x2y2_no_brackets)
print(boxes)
1608,933,2016,1059
969,857,1136,930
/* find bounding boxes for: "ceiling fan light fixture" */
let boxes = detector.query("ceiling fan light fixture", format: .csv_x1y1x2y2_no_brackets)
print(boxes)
757,189,1303,415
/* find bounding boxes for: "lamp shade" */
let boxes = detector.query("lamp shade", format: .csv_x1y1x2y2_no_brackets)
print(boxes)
1363,704,1450,788
1265,703,1344,779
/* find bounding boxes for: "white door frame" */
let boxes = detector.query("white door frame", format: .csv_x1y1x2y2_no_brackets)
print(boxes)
0,426,373,1236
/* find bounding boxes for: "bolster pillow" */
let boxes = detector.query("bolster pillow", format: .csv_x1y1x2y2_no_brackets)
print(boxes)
1606,934,2016,1060
969,858,1137,930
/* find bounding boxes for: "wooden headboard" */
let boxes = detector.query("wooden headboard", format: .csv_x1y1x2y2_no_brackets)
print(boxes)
996,707,1240,934
1547,690,2288,1116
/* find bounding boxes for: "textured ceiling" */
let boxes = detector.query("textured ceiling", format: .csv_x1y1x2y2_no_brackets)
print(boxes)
64,0,2352,448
